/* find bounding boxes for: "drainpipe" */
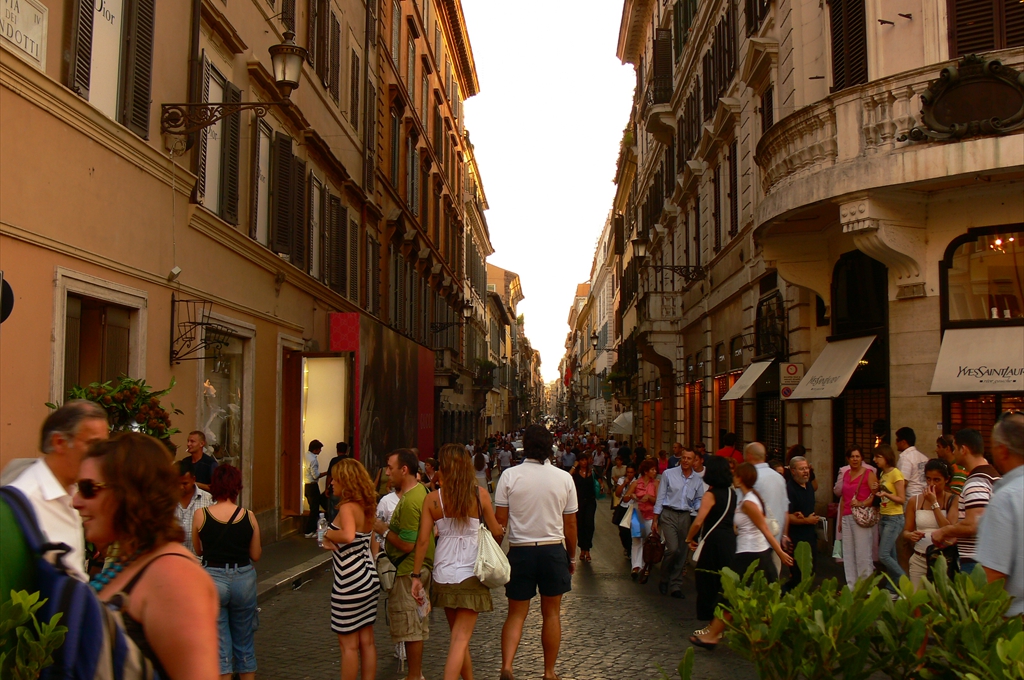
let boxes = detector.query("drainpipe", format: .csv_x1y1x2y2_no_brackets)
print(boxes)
185,0,203,153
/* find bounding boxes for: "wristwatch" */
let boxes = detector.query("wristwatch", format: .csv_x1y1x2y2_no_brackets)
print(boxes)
931,502,941,511
411,572,422,579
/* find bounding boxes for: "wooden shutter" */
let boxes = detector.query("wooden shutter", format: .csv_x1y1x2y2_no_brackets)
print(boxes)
1008,0,1024,47
350,51,360,130
282,0,296,32
949,0,996,56
371,238,381,314
348,218,359,303
830,0,868,92
728,140,739,236
219,82,242,225
68,0,94,99
194,57,212,204
249,122,264,239
328,195,345,293
693,194,701,268
761,85,774,132
365,234,374,311
712,165,721,252
653,28,673,102
307,0,317,66
292,159,308,271
122,0,156,138
392,1,401,67
329,12,341,101
272,132,294,256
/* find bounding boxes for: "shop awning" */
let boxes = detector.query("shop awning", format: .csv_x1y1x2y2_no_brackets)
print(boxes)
721,361,774,401
788,336,877,400
929,327,1024,393
610,411,633,434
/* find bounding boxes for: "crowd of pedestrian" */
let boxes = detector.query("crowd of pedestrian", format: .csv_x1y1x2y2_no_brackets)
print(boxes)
1,403,1021,679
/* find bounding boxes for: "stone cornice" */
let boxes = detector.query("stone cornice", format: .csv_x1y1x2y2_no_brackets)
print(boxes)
616,0,656,65
438,0,480,97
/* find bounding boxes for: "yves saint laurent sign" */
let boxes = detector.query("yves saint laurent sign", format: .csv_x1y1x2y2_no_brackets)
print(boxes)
930,327,1024,393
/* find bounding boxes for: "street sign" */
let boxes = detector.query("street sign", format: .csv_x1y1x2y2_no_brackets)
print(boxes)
0,272,13,324
780,362,803,400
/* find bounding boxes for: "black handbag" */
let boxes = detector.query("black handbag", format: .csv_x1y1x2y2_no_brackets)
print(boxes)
612,503,628,526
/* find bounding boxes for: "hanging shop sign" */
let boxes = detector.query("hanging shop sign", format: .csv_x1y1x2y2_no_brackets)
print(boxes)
780,363,804,400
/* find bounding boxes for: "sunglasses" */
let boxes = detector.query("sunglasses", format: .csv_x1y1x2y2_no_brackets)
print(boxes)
77,479,110,499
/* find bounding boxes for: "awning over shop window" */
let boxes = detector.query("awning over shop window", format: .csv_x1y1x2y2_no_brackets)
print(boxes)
721,361,774,401
610,411,633,434
929,327,1024,393
789,336,876,400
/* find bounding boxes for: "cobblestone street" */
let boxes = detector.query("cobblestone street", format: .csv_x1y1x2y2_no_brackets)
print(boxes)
256,503,758,680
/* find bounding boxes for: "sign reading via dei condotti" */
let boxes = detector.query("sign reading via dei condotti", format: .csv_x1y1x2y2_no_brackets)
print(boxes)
0,0,47,70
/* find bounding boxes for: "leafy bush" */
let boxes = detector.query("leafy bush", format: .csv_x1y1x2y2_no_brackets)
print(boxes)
0,591,67,680
46,376,183,443
701,543,1022,680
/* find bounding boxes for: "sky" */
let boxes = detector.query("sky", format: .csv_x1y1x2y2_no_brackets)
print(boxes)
460,0,636,383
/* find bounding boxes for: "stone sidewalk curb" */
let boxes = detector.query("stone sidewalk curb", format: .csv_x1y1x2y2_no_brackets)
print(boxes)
256,552,333,604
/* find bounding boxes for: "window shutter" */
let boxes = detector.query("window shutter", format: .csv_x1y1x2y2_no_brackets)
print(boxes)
291,160,308,271
307,0,317,66
329,13,341,101
392,1,401,67
195,58,212,204
282,0,296,32
950,0,1000,56
219,82,242,224
250,122,264,239
350,51,360,129
372,238,381,314
712,165,722,252
348,218,359,303
1007,0,1024,47
830,0,868,91
652,28,673,103
68,0,94,99
121,0,156,138
728,140,739,236
272,132,295,256
761,85,774,132
365,234,374,311
328,195,345,293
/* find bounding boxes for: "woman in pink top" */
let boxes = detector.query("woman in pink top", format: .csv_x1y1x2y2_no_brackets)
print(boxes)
835,447,878,586
623,460,659,580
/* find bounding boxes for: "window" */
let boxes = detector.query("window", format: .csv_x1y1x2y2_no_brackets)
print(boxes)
67,0,155,138
391,0,401,68
712,165,722,252
407,34,416,96
309,175,325,281
269,133,308,269
942,229,1023,323
728,140,739,236
760,85,774,133
329,13,341,101
692,194,702,268
281,0,295,31
309,0,329,84
328,194,348,295
832,251,888,335
196,60,242,224
421,73,429,120
250,121,273,245
948,0,1024,57
390,108,400,185
755,292,786,358
434,23,441,63
348,216,360,304
672,0,698,59
829,0,868,92
201,333,247,470
365,234,381,315
349,51,360,129
746,0,770,36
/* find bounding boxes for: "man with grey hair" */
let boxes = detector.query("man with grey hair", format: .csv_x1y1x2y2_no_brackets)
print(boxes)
784,456,819,591
977,412,1024,616
7,400,109,579
745,441,788,573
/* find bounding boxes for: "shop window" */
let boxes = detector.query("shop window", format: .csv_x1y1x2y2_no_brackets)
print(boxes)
64,295,131,390
755,292,786,357
730,335,744,370
201,334,246,470
942,229,1023,324
756,392,784,460
714,342,727,375
946,393,1024,453
832,251,887,336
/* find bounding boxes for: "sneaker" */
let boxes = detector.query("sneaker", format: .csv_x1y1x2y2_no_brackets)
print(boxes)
304,531,316,539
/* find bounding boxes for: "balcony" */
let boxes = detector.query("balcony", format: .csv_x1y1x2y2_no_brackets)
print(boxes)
434,348,459,388
754,49,1024,226
642,77,675,145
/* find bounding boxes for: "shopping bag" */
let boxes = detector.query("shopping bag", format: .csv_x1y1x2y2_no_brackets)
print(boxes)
618,501,635,529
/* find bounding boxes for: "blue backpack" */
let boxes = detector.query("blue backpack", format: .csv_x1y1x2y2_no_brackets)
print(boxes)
0,487,159,680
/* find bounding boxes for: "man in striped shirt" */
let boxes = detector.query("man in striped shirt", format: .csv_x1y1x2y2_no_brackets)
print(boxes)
931,428,1000,575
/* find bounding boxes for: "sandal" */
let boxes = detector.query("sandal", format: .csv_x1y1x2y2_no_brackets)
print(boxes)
692,626,710,636
638,567,650,584
631,568,640,581
688,635,718,651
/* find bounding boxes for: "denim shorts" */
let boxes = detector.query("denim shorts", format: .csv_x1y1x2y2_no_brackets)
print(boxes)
505,545,572,600
206,564,258,674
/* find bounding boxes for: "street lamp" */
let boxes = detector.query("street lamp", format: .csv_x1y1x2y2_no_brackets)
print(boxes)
161,31,308,136
590,331,612,352
430,303,473,333
631,233,706,285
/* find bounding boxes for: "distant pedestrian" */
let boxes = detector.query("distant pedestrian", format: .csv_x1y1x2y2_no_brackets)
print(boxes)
592,447,607,492
715,432,743,466
411,445,503,680
571,453,597,562
870,443,907,590
745,442,788,574
657,450,670,474
496,424,578,680
977,412,1024,616
374,449,434,680
175,458,212,556
653,448,703,598
784,456,819,592
902,459,957,589
325,442,349,511
183,430,218,492
8,399,109,579
835,447,878,586
194,464,262,680
895,427,929,498
931,429,999,575
322,458,380,680
303,439,327,538
613,464,637,556
668,442,683,469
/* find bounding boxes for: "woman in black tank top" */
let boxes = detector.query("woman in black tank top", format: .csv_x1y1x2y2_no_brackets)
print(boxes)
194,464,263,680
72,433,220,679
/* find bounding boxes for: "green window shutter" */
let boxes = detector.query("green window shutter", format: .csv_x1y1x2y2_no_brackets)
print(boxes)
272,132,294,256
219,82,242,225
292,160,308,272
122,0,156,138
68,0,94,99
329,12,341,101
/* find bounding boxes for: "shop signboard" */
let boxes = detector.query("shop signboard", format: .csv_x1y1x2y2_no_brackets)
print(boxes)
780,363,803,400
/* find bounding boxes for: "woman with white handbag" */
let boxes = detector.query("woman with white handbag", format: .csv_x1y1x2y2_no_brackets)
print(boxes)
410,444,505,680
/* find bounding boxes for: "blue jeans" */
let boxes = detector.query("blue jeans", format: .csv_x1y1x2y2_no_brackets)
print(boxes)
207,564,258,674
878,514,907,589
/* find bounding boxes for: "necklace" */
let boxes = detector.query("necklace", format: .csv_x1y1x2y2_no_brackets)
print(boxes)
90,549,142,593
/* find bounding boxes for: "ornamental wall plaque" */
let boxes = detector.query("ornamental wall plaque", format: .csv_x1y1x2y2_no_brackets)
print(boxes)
900,55,1024,142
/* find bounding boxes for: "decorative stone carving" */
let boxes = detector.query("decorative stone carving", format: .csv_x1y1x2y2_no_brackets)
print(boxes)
839,196,926,281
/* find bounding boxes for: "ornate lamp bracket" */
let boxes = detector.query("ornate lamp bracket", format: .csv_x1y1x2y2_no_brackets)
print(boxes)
161,101,290,136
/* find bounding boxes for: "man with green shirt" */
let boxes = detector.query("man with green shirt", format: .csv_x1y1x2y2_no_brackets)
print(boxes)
374,448,433,680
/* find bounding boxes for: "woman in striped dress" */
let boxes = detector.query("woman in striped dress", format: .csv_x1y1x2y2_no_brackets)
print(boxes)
321,458,380,680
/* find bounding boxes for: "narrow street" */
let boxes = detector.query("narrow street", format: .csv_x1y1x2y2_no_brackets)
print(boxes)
256,502,757,680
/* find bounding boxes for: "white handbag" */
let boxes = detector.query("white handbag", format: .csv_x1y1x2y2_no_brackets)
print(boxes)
474,523,511,588
618,500,636,529
692,490,733,564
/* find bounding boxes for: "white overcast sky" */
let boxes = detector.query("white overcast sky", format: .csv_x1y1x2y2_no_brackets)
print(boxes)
460,0,636,383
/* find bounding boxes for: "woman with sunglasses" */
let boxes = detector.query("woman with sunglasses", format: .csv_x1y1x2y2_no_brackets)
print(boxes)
73,433,219,679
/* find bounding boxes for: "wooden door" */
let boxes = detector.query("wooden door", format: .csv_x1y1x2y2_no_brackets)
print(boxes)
281,349,302,516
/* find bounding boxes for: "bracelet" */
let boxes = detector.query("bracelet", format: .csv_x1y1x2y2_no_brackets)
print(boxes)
931,502,941,510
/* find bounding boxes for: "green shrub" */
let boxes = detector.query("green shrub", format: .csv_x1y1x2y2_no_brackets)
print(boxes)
0,591,67,680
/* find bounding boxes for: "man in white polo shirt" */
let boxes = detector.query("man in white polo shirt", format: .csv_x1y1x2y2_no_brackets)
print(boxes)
8,400,109,580
495,423,578,680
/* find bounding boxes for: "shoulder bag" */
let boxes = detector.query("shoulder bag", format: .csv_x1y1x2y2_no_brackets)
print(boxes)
473,489,511,588
851,471,880,528
692,490,733,565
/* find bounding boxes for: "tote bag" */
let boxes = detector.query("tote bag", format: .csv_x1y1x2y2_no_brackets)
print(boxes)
474,523,511,588
618,500,636,529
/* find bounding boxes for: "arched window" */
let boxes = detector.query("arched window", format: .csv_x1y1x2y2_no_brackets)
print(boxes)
941,228,1024,325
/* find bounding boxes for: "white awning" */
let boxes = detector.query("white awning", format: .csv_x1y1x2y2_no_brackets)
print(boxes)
721,361,774,401
610,411,633,434
789,336,877,400
929,327,1024,393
